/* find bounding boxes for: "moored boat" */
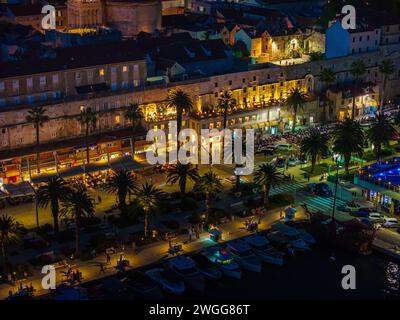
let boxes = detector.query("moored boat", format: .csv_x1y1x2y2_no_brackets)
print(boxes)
122,270,164,299
203,247,242,279
271,223,310,251
167,256,205,292
226,239,263,272
145,268,185,295
190,252,222,281
243,234,285,266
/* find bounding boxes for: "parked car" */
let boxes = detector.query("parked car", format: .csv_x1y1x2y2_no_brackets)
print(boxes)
264,148,275,156
298,155,308,164
382,217,399,228
276,144,292,151
313,183,333,197
368,212,385,223
287,157,298,167
275,158,286,168
337,202,361,213
351,210,370,218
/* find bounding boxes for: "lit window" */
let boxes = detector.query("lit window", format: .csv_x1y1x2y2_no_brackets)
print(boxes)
115,115,120,125
99,69,105,76
123,66,128,72
80,105,85,112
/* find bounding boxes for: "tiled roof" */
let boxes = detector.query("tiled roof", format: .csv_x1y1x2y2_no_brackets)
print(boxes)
0,41,146,78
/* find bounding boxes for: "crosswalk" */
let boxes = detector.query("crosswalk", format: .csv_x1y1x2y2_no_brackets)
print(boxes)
269,181,304,196
302,196,348,214
268,181,349,214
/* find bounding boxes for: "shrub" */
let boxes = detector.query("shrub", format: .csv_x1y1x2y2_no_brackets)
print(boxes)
181,197,198,211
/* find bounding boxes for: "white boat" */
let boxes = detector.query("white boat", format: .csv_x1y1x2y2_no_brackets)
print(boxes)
190,253,222,281
167,256,205,292
243,234,285,266
203,247,242,279
145,268,185,295
226,239,263,272
271,223,310,251
298,229,316,245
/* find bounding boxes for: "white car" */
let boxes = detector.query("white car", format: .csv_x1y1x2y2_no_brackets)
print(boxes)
287,157,298,167
368,212,385,223
382,217,399,228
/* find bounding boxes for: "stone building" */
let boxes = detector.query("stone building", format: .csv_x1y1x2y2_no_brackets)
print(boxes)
66,0,162,37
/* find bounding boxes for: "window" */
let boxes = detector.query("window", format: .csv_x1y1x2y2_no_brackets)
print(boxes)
12,79,19,91
99,68,105,76
27,78,33,88
359,36,362,41
228,80,232,85
253,87,256,91
0,99,5,107
115,115,120,126
40,76,46,86
253,76,256,81
242,78,246,83
52,74,59,85
352,37,355,43
0,81,4,92
215,82,218,87
122,66,128,72
14,97,20,105
267,74,270,79
75,72,81,80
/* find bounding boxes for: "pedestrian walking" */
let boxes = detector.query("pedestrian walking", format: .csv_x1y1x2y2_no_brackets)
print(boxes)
188,227,193,242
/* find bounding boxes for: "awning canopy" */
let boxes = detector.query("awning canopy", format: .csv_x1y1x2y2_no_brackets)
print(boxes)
30,156,144,184
2,181,35,198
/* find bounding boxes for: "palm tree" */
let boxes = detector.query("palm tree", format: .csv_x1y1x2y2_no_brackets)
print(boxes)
300,129,330,174
285,88,308,133
134,183,162,238
77,107,97,164
319,68,335,122
193,171,223,221
104,169,137,215
166,89,193,134
367,113,397,161
124,103,144,158
36,177,70,234
217,91,236,129
26,106,49,174
0,215,22,275
61,184,94,257
320,68,335,90
253,163,284,207
332,118,364,174
350,60,366,120
166,163,199,194
379,59,395,113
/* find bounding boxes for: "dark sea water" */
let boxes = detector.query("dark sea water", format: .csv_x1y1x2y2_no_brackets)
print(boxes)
161,247,400,300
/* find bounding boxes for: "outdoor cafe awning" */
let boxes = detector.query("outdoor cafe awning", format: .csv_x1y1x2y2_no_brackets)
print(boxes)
109,156,143,171
2,181,35,198
30,156,144,184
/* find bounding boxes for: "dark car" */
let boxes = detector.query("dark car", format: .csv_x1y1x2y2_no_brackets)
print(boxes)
351,210,370,218
276,158,286,168
313,183,333,197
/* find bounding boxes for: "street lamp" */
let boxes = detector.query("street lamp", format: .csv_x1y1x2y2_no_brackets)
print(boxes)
331,156,340,220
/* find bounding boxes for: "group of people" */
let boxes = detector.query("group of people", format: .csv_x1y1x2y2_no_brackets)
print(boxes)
244,219,259,232
65,268,83,285
187,223,203,242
